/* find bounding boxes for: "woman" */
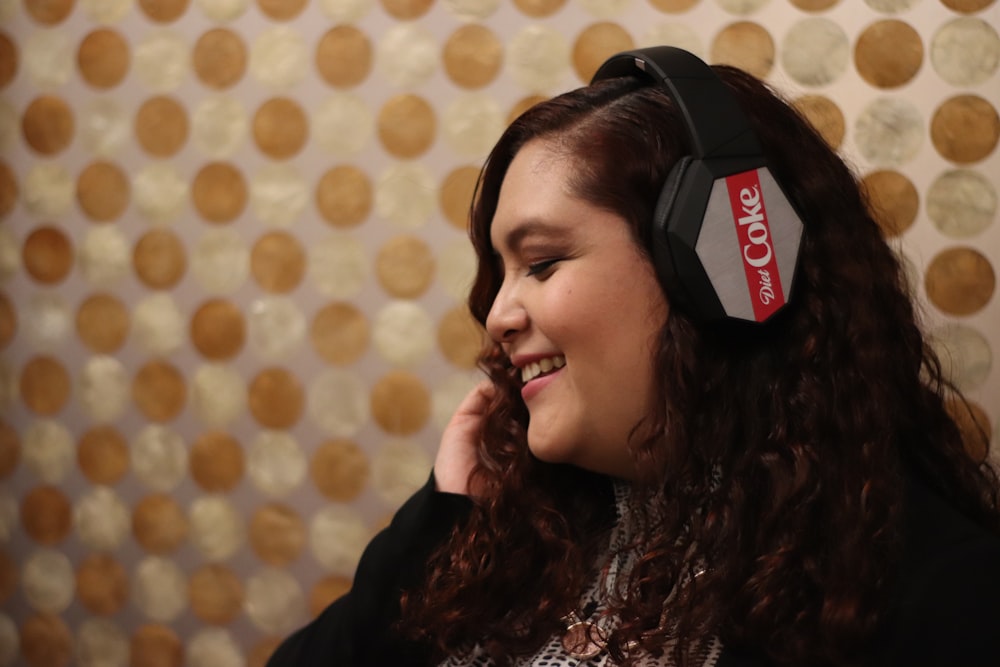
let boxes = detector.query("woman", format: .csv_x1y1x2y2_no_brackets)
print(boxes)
268,48,1000,667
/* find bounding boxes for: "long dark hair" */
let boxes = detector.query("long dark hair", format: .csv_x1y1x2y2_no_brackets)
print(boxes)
404,68,1000,666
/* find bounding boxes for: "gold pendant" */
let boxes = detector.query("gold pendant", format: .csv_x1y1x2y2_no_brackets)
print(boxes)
561,620,606,660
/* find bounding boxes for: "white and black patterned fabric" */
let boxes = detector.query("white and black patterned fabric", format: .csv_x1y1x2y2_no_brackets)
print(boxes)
439,484,722,667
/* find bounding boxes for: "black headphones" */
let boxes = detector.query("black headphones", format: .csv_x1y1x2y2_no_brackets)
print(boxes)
591,46,804,325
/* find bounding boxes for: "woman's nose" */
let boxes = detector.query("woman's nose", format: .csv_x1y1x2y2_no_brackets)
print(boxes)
485,282,527,343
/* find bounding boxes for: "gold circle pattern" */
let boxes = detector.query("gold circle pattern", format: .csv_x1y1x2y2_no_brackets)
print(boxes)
77,160,129,221
23,96,74,155
136,96,189,157
192,162,247,223
193,29,247,89
76,294,129,352
0,34,17,88
2,4,998,666
134,229,187,289
378,94,436,158
316,165,371,227
316,26,373,88
444,24,504,89
861,170,919,238
190,431,245,491
310,302,370,365
925,247,996,316
77,425,129,484
855,20,924,89
77,29,130,89
76,554,129,615
253,97,308,159
931,95,1000,165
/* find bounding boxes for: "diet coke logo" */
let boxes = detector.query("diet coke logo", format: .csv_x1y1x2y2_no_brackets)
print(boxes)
726,170,786,322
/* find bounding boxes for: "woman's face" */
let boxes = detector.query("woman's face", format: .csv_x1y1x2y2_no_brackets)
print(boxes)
485,139,669,480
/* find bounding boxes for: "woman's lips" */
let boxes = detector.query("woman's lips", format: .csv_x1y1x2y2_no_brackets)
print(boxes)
521,365,564,402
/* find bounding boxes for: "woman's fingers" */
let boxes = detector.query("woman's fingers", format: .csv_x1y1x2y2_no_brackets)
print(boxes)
433,380,494,495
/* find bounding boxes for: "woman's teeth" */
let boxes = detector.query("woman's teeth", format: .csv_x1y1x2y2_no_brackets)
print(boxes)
521,356,565,383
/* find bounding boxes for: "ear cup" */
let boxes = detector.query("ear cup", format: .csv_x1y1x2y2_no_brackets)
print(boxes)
592,47,804,325
669,162,803,323
650,156,722,318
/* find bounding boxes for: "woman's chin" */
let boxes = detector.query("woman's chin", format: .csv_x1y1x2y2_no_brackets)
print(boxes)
526,437,573,466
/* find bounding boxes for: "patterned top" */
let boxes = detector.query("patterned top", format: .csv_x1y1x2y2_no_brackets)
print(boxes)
438,483,722,667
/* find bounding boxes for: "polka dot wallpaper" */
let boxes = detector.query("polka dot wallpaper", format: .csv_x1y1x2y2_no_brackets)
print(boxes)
1,0,997,664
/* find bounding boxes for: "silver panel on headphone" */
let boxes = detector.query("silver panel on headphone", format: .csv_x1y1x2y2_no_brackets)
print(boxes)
696,167,804,323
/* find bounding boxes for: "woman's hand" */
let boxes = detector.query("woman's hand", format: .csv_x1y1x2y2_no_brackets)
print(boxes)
433,380,494,496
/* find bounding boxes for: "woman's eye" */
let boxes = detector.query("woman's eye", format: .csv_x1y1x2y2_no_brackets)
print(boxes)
526,258,560,277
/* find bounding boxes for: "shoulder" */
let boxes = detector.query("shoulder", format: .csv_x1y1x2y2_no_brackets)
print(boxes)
265,475,473,667
878,479,1000,665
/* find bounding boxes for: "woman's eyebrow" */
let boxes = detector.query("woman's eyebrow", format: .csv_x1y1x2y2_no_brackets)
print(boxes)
496,219,567,254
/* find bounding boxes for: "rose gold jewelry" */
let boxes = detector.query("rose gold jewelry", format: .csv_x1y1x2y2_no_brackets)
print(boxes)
560,610,607,660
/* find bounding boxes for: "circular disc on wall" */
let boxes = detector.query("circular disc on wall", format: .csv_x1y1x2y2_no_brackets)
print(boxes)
925,247,995,316
253,97,308,159
130,624,184,667
248,368,304,429
76,294,129,353
132,360,187,423
77,28,130,89
855,20,923,89
23,226,72,284
930,95,999,164
139,0,191,21
377,94,436,158
316,165,371,227
316,26,372,87
370,371,431,436
249,503,305,566
191,299,246,360
572,21,634,83
710,21,774,79
188,564,244,625
132,494,189,555
375,235,434,299
860,169,919,238
791,94,845,149
250,231,306,293
133,229,187,289
77,425,129,484
20,356,70,416
310,302,370,365
76,554,129,616
20,613,72,667
190,431,244,492
135,96,189,157
21,485,72,545
193,28,247,89
0,420,18,480
310,439,370,502
444,24,503,88
77,160,130,221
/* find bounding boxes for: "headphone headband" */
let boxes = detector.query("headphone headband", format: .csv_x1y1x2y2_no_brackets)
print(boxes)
592,47,761,160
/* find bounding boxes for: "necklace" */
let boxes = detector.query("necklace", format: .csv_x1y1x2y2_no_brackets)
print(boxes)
560,602,607,660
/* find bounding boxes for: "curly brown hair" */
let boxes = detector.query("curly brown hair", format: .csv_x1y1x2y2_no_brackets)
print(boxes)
403,68,1000,666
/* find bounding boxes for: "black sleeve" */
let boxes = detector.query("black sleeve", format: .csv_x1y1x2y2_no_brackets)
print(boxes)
874,479,1000,666
880,535,1000,666
266,473,474,667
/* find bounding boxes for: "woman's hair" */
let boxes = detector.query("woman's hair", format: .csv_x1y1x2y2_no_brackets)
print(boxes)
404,68,1000,666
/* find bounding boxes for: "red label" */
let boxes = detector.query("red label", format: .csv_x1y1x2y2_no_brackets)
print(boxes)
725,169,786,322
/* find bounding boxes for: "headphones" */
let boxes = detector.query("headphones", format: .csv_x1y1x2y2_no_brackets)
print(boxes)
591,47,804,325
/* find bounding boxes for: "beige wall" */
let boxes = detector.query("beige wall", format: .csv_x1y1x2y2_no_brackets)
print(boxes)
1,0,997,664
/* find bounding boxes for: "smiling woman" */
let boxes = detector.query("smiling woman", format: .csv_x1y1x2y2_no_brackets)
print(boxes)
267,47,1000,667
484,140,668,480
